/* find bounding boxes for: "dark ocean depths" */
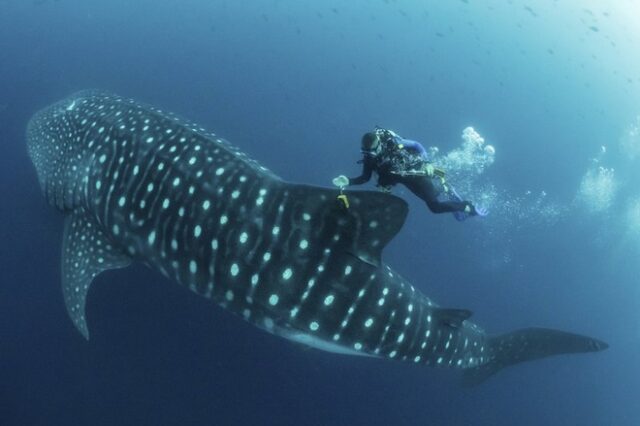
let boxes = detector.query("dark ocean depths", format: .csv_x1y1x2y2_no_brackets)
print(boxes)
1,1,639,425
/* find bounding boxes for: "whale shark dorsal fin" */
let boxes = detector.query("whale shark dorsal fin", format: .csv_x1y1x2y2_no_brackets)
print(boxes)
62,210,132,339
340,190,409,266
290,185,408,267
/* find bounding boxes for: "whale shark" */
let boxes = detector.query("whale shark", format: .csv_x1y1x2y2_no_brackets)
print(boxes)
27,91,607,384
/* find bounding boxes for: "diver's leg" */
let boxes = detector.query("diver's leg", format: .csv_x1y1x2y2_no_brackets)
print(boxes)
402,176,469,214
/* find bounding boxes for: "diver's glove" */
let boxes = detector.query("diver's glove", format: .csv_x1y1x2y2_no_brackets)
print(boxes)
424,163,435,177
332,175,349,188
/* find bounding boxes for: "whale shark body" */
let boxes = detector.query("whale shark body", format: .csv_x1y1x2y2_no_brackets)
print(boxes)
27,91,607,384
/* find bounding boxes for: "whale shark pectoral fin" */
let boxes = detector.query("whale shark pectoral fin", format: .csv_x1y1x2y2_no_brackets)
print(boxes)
433,308,473,328
61,210,131,340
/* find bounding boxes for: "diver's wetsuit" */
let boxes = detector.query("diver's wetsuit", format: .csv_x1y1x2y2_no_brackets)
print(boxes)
348,144,472,215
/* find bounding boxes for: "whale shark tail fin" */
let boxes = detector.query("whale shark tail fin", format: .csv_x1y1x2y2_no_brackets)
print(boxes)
462,328,608,386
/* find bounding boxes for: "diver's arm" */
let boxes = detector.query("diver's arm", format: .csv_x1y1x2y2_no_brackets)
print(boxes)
347,157,373,185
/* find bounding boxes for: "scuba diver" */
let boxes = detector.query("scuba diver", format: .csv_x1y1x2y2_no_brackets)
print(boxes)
332,127,487,220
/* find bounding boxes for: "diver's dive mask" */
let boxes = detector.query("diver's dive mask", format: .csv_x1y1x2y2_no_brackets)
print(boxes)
361,136,382,156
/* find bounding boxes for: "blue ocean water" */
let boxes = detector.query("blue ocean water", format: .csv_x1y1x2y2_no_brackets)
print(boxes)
1,1,639,425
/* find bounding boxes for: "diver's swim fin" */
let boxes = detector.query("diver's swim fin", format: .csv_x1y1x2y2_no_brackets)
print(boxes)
453,211,469,222
447,188,471,221
447,188,488,221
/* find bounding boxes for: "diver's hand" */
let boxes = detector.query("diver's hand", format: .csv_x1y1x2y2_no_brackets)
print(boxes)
464,203,489,217
332,175,349,188
424,163,435,177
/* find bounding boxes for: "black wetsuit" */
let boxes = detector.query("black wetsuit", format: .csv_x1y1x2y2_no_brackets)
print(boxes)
348,153,472,215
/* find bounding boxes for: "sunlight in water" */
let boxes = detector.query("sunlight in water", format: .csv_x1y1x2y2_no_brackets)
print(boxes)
620,115,640,160
626,197,640,235
577,147,617,213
